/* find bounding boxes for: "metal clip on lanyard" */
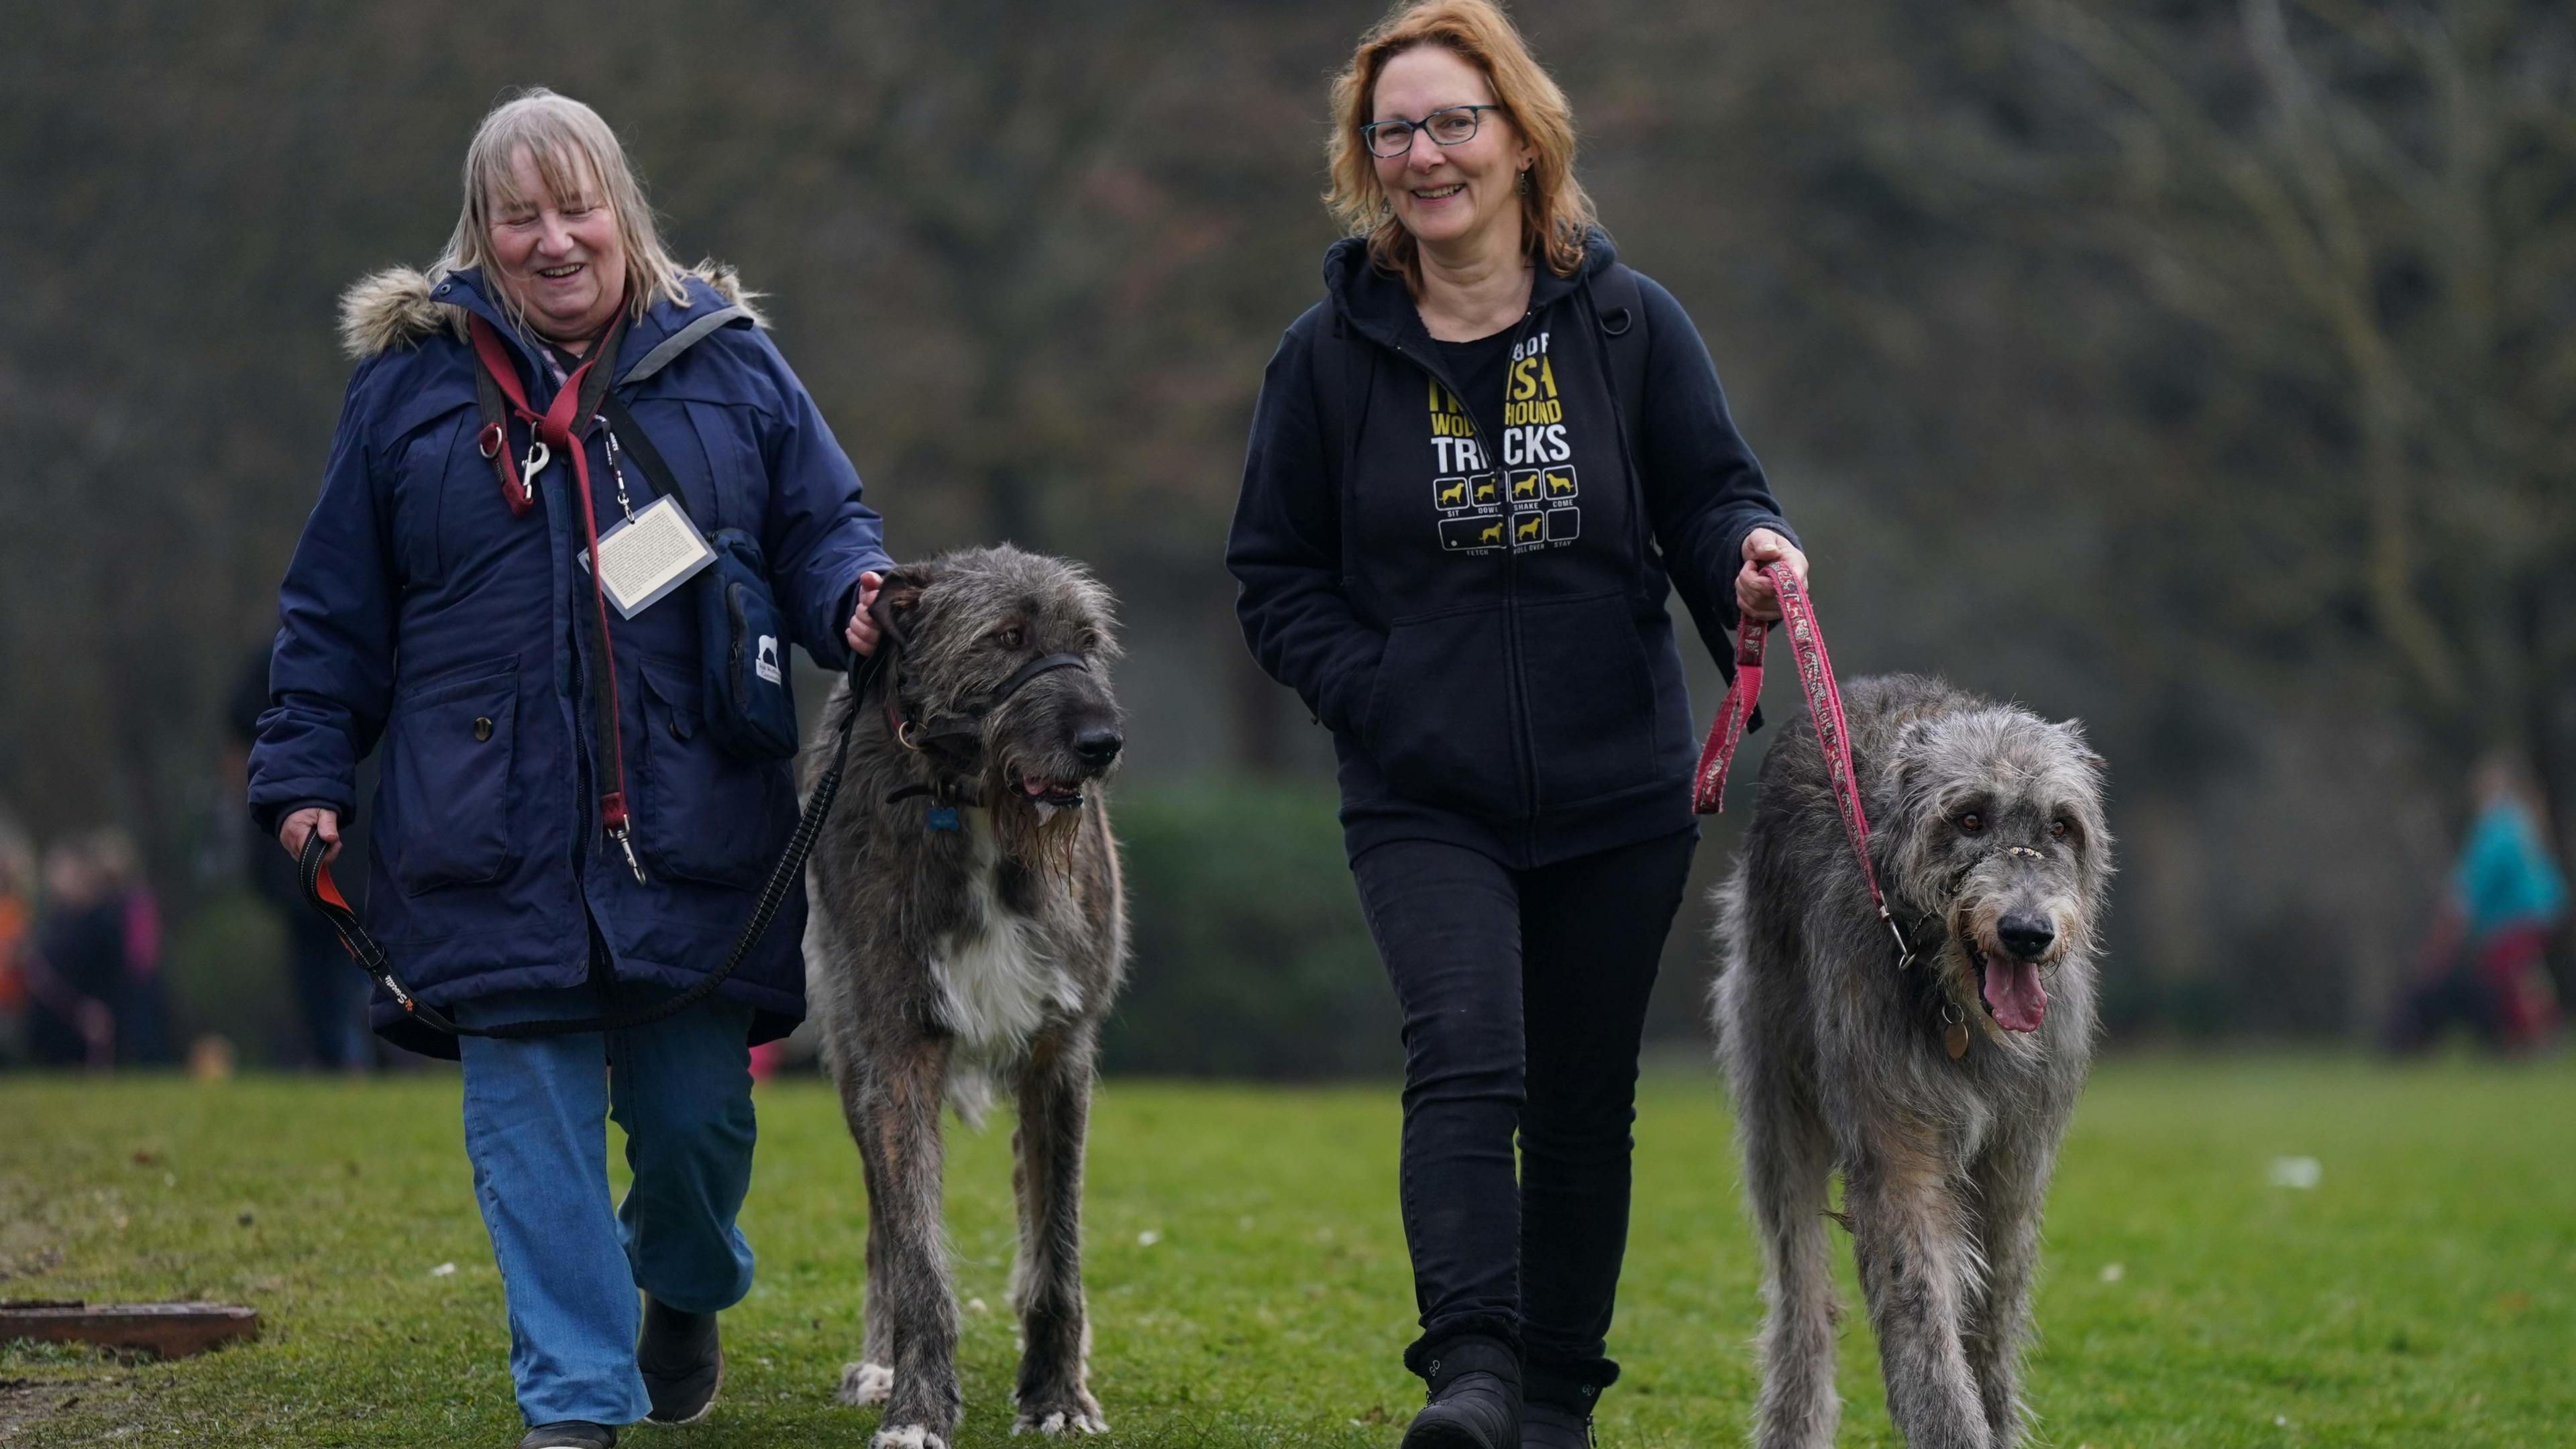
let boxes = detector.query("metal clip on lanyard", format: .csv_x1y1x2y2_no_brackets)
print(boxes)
1691,562,1914,969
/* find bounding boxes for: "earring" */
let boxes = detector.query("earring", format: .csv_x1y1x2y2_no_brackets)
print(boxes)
1517,167,1531,195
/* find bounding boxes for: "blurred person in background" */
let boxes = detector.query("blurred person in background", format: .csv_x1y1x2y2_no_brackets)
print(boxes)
87,828,176,1066
229,645,372,1070
28,839,119,1069
1228,3,1802,1445
2385,753,2567,1054
248,89,891,1449
0,815,34,1065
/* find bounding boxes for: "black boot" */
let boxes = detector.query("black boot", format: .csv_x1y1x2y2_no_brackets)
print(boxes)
637,1293,723,1425
1401,1338,1521,1449
1521,1400,1595,1448
1522,1366,1603,1448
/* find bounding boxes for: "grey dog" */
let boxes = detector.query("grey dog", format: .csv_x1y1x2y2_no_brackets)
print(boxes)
803,546,1128,1449
1711,674,2111,1449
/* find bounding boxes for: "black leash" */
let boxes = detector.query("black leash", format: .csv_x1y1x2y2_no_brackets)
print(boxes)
296,610,893,1040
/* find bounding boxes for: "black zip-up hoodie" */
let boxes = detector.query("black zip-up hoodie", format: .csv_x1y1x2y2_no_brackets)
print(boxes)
1228,231,1796,867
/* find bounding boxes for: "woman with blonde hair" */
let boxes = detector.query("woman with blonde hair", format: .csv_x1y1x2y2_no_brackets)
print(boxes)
250,89,893,1448
1228,3,1806,1443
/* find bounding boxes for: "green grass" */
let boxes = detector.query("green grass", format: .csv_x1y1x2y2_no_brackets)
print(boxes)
3,1057,2571,1446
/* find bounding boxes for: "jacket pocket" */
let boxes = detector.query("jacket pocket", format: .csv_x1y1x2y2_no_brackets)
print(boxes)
383,658,520,894
388,412,472,589
1519,592,1660,808
1362,606,1525,818
637,658,794,887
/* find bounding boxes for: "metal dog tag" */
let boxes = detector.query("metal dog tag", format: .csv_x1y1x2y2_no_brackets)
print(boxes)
1945,1021,1970,1060
578,495,715,619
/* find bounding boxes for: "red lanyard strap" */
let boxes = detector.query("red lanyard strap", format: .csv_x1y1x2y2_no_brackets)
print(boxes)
468,315,643,879
1693,562,1913,967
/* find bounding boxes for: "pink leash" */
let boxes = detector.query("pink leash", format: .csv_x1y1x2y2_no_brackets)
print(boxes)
1694,562,1915,969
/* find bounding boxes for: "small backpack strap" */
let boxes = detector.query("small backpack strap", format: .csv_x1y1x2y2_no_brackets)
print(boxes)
1591,261,1650,447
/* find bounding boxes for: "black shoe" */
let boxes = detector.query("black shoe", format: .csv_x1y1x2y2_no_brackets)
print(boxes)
637,1293,723,1425
518,1424,614,1449
1402,1371,1520,1449
1521,1400,1596,1448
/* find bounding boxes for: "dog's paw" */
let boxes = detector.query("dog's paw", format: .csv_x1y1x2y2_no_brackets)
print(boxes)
837,1360,896,1407
1012,1389,1108,1436
871,1427,948,1449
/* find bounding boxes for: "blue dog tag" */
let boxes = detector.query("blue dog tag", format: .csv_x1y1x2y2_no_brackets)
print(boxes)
924,806,961,833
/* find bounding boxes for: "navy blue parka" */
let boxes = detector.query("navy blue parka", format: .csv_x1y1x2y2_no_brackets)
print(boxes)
249,264,892,1057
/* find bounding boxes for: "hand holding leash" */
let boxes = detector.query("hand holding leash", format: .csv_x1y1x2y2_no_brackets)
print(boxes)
1734,527,1808,623
279,806,340,867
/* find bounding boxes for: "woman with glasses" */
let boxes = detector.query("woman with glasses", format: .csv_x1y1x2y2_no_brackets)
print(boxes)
1226,3,1805,1444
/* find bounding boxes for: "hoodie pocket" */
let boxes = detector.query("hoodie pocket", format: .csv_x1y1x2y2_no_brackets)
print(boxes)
637,659,794,887
1519,592,1660,808
1362,606,1525,818
384,659,520,894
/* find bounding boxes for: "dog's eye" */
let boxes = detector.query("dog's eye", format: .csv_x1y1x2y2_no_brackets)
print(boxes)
991,626,1025,650
2049,819,2070,841
1957,812,1984,835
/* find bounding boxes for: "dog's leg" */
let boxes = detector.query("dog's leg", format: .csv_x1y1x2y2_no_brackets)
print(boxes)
1962,1130,2061,1446
1846,1123,1991,1449
834,1193,896,1406
835,1033,963,1449
1008,1026,1107,1436
1732,1062,1840,1449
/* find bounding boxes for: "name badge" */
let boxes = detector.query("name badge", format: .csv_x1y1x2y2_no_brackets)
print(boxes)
578,496,716,618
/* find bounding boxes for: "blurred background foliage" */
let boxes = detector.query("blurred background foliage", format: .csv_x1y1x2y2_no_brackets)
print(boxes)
2,0,2571,1067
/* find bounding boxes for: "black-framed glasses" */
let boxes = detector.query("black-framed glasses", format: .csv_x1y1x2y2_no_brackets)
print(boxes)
1360,104,1502,159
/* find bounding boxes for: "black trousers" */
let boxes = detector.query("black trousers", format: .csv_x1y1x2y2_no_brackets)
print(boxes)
1350,827,1697,1403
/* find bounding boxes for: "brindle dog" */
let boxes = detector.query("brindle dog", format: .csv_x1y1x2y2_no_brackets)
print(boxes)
804,546,1127,1449
1712,674,2112,1449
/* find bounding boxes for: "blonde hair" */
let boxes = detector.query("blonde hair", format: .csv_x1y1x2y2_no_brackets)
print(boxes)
434,89,692,330
1326,0,1598,288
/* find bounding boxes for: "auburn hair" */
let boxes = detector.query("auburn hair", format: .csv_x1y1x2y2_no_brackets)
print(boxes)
1326,0,1597,288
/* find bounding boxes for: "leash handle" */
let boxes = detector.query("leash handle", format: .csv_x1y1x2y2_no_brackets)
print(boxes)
1692,563,1913,966
293,645,879,1040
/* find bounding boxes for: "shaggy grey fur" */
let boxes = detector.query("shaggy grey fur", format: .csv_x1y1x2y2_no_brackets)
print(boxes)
1711,674,2112,1449
803,547,1128,1449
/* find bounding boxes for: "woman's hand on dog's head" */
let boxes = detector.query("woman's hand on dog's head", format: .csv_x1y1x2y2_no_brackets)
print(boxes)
1736,528,1810,623
845,571,886,657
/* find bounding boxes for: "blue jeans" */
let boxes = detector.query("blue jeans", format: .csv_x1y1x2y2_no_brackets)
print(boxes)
457,985,759,1426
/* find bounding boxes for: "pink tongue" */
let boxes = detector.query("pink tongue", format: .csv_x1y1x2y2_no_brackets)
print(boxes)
1983,957,2047,1032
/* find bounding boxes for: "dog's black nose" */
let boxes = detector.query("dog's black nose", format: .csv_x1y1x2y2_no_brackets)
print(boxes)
1073,726,1124,769
1998,914,2055,961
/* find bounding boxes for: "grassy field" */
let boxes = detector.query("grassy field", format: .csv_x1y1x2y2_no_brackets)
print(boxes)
1,1057,2570,1447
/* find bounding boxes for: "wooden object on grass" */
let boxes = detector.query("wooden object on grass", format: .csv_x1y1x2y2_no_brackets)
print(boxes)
0,1301,259,1358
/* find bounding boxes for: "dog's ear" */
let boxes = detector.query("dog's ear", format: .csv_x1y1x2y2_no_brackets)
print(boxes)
876,562,939,627
2055,718,2108,777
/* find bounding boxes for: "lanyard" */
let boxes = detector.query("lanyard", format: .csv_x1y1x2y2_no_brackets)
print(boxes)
468,315,647,881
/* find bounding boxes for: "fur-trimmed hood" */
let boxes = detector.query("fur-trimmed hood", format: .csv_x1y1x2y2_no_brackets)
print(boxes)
337,260,764,358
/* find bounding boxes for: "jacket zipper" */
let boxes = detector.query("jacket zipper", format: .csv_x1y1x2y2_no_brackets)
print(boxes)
1391,302,1544,829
